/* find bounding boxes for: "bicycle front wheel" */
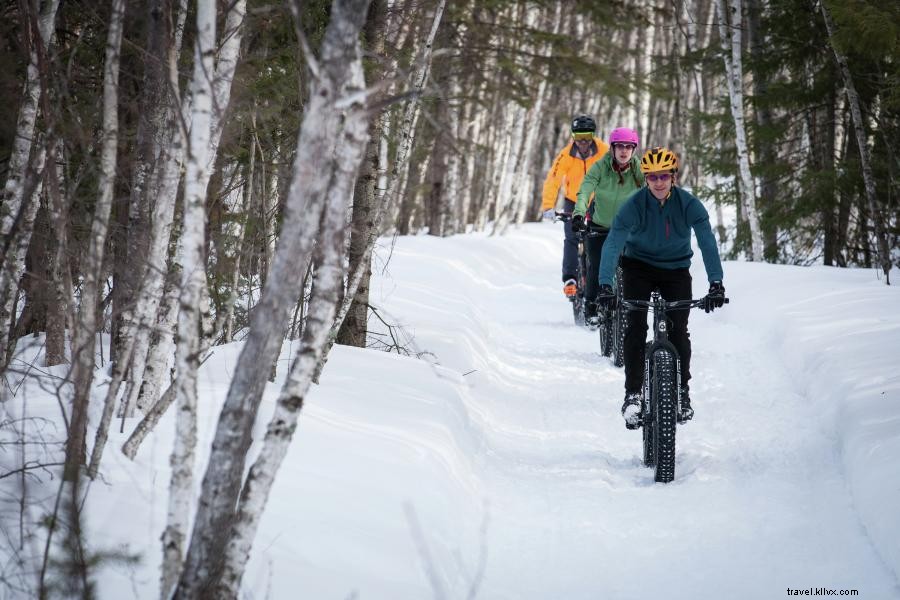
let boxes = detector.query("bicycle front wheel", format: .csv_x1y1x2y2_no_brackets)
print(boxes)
651,347,678,483
642,344,654,467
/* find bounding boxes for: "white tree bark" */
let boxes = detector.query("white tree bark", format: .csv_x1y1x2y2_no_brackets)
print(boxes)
75,0,127,480
215,54,370,600
388,0,446,227
819,0,892,283
716,0,763,261
113,0,192,421
512,4,561,226
312,0,446,382
174,0,372,595
0,0,60,377
217,156,253,344
123,0,247,418
160,0,217,595
443,80,462,234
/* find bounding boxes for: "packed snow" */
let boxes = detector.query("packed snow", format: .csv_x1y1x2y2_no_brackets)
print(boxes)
2,223,899,599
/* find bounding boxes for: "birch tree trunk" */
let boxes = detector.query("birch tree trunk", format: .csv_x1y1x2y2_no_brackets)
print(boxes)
0,0,60,378
313,0,446,381
113,0,178,364
71,0,127,481
91,14,194,484
215,41,370,598
123,0,247,418
512,4,561,226
218,156,254,344
335,1,389,347
745,0,778,260
159,0,217,593
112,0,191,420
819,0,892,283
716,0,764,261
174,0,372,594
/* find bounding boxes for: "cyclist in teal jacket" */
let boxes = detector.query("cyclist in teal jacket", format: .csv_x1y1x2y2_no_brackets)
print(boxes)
597,147,725,429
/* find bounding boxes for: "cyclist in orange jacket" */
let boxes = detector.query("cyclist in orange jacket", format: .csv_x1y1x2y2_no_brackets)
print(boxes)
541,115,609,298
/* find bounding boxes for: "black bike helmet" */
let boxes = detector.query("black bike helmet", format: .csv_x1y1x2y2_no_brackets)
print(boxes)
571,114,596,134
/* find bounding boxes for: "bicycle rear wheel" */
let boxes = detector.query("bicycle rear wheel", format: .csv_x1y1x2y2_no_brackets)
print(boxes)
613,266,626,367
572,246,587,326
572,295,585,326
598,308,613,356
651,347,678,483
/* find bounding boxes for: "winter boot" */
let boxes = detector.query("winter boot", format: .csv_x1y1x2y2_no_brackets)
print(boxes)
563,277,577,298
621,392,642,430
678,386,694,423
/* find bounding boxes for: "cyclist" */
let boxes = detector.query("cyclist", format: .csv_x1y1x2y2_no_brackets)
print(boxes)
571,127,644,325
596,147,725,429
541,115,608,299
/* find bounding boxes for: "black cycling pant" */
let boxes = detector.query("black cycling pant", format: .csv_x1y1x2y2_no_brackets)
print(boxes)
621,256,692,394
583,230,608,316
561,199,577,280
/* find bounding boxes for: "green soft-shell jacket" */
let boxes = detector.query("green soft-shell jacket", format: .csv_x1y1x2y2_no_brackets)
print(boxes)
573,153,645,227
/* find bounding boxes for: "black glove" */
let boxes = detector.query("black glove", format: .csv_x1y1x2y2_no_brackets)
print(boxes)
703,281,725,313
596,284,615,309
571,214,585,233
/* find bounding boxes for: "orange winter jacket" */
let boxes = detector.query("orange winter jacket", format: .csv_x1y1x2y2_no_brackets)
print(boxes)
541,137,609,211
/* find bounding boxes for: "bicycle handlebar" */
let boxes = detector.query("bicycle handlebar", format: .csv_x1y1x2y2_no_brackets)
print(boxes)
620,297,730,311
554,212,608,237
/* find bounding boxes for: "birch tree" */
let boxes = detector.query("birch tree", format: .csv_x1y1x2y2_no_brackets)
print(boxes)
512,4,562,226
123,0,247,418
314,0,445,381
215,43,370,600
716,0,764,261
158,0,218,594
0,0,60,378
111,0,186,365
71,0,127,480
174,0,372,594
819,0,892,283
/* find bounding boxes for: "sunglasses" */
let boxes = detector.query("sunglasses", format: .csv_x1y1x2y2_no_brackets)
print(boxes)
572,132,594,141
646,173,673,183
613,143,637,150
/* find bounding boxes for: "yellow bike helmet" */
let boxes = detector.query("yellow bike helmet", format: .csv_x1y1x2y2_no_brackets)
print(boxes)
640,146,678,173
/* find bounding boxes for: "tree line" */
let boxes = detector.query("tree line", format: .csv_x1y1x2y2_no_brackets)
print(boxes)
0,0,896,597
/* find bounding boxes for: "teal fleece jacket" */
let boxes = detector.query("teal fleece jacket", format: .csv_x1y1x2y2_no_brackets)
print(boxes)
599,186,724,286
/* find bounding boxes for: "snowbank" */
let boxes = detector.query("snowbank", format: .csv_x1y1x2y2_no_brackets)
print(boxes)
2,224,898,599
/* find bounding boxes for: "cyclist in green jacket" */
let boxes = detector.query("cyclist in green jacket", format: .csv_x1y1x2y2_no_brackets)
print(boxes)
571,127,644,325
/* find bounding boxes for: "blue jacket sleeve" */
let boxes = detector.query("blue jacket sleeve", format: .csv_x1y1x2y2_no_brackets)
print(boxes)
598,200,637,286
686,199,724,283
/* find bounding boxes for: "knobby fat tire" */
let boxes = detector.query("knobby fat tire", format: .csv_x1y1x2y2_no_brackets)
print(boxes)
652,348,678,483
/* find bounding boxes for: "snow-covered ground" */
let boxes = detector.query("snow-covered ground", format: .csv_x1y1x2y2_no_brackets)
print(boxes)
2,224,899,599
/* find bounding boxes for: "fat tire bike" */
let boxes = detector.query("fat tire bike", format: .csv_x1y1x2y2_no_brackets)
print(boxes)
554,212,601,327
598,263,626,367
621,291,728,483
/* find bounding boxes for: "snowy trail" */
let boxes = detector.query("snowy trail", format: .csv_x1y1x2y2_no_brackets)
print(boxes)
15,224,895,599
367,225,900,599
